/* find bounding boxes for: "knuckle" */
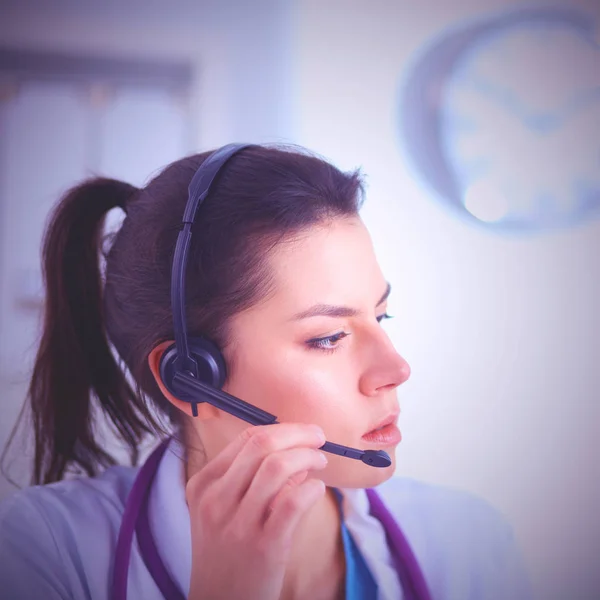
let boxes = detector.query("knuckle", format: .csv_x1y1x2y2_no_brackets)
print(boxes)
278,489,304,515
261,454,287,479
247,429,276,454
239,427,256,443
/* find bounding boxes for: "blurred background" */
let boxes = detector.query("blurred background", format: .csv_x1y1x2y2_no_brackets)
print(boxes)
0,0,599,598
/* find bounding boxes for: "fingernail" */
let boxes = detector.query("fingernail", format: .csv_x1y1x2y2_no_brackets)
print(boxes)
318,452,328,465
311,425,326,443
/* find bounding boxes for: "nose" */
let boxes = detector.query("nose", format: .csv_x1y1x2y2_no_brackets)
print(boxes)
358,330,411,397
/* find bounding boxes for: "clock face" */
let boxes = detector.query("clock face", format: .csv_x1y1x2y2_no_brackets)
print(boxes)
400,8,600,232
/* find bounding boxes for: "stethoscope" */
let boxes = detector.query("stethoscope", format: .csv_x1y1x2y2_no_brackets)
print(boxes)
112,438,432,600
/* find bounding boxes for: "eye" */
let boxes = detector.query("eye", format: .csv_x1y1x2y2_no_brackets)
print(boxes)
306,331,350,354
376,312,393,323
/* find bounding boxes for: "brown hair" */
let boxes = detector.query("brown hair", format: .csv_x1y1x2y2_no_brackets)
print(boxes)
2,145,364,485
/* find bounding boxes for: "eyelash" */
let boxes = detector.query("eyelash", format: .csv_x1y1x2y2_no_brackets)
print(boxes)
306,313,394,354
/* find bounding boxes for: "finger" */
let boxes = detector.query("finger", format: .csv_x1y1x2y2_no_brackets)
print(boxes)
213,423,325,496
264,478,326,542
265,470,309,516
188,423,324,504
237,447,327,528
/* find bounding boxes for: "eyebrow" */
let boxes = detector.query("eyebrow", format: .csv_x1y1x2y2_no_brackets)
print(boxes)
290,282,391,321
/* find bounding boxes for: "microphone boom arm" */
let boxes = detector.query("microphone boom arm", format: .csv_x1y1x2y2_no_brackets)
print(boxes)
172,371,391,468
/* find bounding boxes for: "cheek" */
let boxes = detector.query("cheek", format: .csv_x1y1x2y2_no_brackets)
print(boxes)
225,345,353,427
276,368,347,424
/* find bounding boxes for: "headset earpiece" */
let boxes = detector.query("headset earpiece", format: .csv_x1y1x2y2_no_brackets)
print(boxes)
159,337,227,403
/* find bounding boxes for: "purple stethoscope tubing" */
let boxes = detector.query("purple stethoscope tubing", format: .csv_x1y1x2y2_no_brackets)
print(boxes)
112,438,432,600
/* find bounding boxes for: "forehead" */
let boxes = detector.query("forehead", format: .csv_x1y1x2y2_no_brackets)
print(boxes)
265,217,385,310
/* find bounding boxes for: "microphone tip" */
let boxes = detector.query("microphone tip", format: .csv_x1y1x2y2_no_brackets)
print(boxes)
361,450,392,468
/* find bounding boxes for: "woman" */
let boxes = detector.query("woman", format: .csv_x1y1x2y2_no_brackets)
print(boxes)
0,144,531,599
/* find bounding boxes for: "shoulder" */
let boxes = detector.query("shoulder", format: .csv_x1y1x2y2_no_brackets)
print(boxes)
0,465,137,599
375,476,533,600
376,475,514,558
377,475,507,533
0,463,137,545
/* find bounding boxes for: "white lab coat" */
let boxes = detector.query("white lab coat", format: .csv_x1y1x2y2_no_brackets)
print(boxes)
0,438,532,599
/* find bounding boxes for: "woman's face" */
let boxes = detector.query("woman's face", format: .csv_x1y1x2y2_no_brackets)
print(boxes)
198,216,411,489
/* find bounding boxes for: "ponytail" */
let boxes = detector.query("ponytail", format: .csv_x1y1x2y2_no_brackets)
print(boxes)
1,145,366,488
23,178,153,484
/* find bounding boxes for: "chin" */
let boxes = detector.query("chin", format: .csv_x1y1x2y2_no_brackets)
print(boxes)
324,454,397,489
358,461,397,489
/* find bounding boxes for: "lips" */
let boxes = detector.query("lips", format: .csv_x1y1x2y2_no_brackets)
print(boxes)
364,410,399,435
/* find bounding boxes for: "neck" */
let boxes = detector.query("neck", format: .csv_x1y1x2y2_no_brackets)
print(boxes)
280,485,346,600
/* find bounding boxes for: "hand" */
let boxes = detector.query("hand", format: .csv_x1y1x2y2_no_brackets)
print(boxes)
186,423,329,600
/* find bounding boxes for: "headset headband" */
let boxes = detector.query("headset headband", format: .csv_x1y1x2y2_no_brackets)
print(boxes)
171,144,252,377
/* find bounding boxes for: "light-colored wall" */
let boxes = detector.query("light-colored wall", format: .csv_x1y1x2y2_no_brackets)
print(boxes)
0,0,296,148
292,1,600,599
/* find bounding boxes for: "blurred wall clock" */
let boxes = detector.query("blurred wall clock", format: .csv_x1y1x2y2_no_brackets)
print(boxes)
399,6,600,233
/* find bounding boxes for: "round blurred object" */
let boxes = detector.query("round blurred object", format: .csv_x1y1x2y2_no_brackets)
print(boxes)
400,6,600,233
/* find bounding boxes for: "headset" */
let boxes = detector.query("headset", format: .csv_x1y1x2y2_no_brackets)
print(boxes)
158,144,391,468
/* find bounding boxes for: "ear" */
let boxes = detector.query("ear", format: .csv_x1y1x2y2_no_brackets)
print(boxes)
148,341,220,420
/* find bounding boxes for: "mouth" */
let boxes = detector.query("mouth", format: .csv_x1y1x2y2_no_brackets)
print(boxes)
361,411,402,446
364,411,399,434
